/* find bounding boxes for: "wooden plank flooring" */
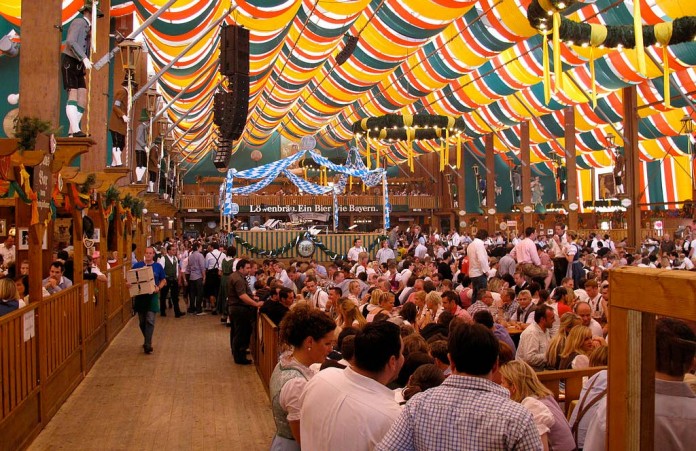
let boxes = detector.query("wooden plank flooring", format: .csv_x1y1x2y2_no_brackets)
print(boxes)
29,313,275,450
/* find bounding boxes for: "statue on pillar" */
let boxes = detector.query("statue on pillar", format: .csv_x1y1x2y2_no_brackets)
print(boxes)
147,138,161,193
614,147,626,195
556,160,567,200
135,109,149,183
511,165,522,204
531,176,544,209
108,74,136,167
60,1,103,137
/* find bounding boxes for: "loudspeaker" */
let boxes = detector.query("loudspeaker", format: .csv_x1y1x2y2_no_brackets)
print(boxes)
217,74,249,141
220,25,250,76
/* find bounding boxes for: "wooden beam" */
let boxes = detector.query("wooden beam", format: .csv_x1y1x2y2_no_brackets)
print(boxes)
0,138,19,156
623,86,641,248
485,134,496,232
520,121,532,228
51,138,94,172
10,150,46,167
95,168,130,193
564,106,578,230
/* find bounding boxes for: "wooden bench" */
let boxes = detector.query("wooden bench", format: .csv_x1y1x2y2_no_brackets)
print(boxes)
537,366,606,417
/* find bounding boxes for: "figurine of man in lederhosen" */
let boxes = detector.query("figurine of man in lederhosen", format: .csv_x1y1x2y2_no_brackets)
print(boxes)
61,1,103,137
108,74,137,167
135,109,149,183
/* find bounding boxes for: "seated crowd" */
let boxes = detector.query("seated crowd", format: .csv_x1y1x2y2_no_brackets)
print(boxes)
1,222,694,450
212,222,695,450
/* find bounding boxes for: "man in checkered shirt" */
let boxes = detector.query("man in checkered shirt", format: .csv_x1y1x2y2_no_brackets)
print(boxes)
377,323,542,451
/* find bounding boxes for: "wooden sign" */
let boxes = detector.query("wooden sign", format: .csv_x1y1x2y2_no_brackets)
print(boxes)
32,134,54,223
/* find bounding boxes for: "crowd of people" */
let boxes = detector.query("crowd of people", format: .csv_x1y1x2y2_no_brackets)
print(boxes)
1,220,694,450
128,222,692,450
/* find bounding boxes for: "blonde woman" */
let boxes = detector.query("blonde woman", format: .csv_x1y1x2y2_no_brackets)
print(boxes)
412,290,427,319
346,280,361,306
366,292,396,322
360,288,383,318
0,278,22,317
559,325,594,370
417,291,443,330
335,297,367,337
499,360,576,451
545,312,581,370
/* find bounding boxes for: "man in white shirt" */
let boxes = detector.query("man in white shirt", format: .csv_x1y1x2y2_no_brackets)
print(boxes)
414,241,428,259
467,229,490,301
0,228,16,271
300,321,404,451
574,301,604,338
375,239,395,265
347,238,366,263
515,304,554,371
204,242,224,312
304,276,328,310
510,227,541,266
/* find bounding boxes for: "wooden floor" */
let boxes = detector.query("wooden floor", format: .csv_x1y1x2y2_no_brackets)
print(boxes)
28,312,275,450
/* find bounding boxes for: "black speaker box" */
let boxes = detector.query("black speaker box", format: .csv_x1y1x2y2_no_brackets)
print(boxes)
220,25,250,76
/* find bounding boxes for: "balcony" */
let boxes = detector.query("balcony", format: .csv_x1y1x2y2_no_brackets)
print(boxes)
178,194,439,212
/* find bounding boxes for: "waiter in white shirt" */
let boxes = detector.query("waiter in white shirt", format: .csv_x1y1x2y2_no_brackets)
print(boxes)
467,229,490,302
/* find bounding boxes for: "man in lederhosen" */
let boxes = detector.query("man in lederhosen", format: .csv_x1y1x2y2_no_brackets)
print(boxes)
61,1,103,137
108,74,136,167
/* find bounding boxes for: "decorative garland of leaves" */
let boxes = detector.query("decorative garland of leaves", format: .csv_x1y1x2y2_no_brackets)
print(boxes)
229,232,388,259
527,0,696,48
351,114,466,141
78,173,97,195
121,193,135,211
104,185,120,205
131,198,144,217
13,116,56,151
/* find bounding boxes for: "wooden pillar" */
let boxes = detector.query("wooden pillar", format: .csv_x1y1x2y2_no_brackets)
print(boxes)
564,106,579,230
485,134,496,232
72,208,84,285
17,0,61,305
623,87,641,249
520,121,533,228
18,0,62,123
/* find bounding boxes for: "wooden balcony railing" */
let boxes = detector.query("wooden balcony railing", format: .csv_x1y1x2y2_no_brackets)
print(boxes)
180,195,220,210
178,194,439,211
0,267,135,451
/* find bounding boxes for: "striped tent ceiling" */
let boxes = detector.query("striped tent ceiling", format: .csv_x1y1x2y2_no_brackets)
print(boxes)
1,0,696,175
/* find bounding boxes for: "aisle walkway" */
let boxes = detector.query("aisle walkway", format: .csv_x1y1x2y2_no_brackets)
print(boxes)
29,313,275,450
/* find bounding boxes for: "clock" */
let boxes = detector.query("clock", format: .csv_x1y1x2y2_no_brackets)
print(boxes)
296,238,316,258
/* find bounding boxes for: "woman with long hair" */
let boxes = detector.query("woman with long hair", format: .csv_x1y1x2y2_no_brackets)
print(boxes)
546,312,581,369
335,297,367,337
559,325,594,370
270,304,336,450
499,360,576,451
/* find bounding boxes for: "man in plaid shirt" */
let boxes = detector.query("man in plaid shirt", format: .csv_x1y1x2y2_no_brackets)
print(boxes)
377,323,542,451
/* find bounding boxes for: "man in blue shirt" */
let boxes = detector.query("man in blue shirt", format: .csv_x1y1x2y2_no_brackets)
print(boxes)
130,247,166,354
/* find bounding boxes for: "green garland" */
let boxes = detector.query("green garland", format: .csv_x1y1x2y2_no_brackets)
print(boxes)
527,0,696,49
13,116,56,151
78,173,97,195
351,114,466,141
230,232,388,259
104,185,120,205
